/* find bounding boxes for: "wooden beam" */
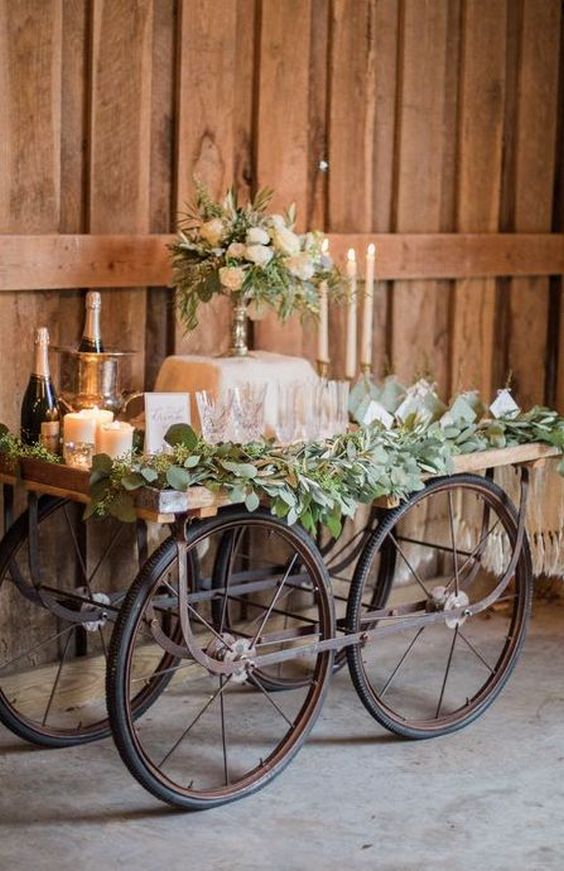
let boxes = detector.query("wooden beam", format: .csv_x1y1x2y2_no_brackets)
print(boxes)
0,233,562,292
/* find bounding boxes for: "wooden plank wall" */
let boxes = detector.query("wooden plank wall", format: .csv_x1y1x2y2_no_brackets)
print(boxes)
0,0,563,438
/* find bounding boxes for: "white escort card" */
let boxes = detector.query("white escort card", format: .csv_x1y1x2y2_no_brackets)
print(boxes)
489,389,520,420
144,393,191,454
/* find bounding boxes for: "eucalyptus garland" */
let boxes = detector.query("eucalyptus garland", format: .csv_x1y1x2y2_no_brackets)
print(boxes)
85,406,564,532
1,407,563,533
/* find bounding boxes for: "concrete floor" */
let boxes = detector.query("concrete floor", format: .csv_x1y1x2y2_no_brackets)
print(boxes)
0,600,563,871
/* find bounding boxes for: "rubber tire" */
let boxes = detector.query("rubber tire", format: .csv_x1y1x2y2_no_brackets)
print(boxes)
346,474,533,739
107,507,335,810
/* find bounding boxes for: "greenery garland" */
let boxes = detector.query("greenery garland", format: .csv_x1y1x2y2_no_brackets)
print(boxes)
81,406,564,530
1,408,563,532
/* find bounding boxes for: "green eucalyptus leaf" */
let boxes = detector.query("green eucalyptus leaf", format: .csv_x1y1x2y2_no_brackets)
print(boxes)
91,453,112,478
141,467,159,483
220,460,258,479
108,492,137,523
166,465,192,492
121,472,145,491
165,424,199,451
183,455,201,468
245,491,260,512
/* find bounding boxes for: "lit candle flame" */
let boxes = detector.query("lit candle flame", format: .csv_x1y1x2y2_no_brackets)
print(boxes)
347,248,356,262
367,242,376,257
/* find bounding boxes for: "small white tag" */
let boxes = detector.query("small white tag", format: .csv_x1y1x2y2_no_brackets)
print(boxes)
489,389,520,419
144,393,191,453
362,399,394,429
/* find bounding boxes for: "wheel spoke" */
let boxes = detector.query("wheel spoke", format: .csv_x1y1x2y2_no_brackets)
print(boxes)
444,519,501,594
388,532,430,598
378,628,426,699
0,624,75,674
42,629,73,726
158,675,233,769
219,676,229,785
457,628,495,674
250,553,299,648
435,627,458,718
248,673,294,727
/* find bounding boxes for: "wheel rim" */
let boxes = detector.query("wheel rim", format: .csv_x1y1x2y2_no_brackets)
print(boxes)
113,513,334,805
347,477,530,736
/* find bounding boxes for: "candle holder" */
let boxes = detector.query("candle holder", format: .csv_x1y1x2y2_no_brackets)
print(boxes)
316,359,330,379
63,441,94,470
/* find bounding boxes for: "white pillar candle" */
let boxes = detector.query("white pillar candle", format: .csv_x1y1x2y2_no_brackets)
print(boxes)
84,407,114,429
317,239,330,364
360,243,376,368
96,421,134,459
345,248,357,380
63,412,97,446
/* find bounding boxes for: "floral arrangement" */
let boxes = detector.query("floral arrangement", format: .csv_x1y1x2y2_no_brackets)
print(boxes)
170,184,340,332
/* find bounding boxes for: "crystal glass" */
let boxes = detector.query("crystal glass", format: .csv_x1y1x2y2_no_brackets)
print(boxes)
196,390,236,444
232,383,268,442
63,440,94,470
275,382,318,443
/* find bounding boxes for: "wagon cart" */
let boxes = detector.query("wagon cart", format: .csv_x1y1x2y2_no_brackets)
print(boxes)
0,443,559,810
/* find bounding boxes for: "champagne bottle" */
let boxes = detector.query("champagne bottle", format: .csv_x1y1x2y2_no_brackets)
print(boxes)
78,291,105,352
20,327,60,451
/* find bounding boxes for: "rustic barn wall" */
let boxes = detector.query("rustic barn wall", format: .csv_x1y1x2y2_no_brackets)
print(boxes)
0,0,563,436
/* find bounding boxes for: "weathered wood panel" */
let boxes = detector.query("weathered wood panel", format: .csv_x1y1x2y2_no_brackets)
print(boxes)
505,0,561,407
451,0,507,396
2,233,563,292
391,0,454,394
89,0,153,389
254,0,315,359
0,0,63,432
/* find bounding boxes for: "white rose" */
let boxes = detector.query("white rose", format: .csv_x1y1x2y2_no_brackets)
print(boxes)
270,214,286,229
246,226,270,245
199,218,224,247
287,253,315,281
227,242,246,259
245,244,273,266
219,266,245,291
271,226,301,256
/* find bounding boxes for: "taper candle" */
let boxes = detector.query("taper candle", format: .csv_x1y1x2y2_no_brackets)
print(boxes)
360,243,376,368
345,248,357,380
317,239,330,365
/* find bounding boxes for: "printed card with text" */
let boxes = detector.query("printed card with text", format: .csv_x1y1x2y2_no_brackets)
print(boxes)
144,393,191,454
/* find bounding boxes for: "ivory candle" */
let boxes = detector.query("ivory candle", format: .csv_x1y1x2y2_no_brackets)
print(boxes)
84,407,114,428
63,411,97,446
96,421,134,459
360,243,376,368
317,240,330,366
345,248,357,380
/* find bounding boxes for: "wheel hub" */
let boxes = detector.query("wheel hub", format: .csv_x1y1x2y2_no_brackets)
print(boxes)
429,585,470,628
205,633,257,683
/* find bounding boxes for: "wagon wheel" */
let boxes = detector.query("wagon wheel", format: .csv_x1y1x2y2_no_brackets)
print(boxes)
346,474,532,739
0,495,177,747
107,507,335,810
210,508,381,687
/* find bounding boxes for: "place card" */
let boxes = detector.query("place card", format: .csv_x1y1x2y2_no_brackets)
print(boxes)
489,389,520,420
144,392,191,454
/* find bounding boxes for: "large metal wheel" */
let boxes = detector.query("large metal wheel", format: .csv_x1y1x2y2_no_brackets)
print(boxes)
107,507,335,810
346,474,532,739
0,495,169,747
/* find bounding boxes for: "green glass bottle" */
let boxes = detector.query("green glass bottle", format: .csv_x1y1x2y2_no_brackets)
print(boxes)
78,291,105,353
20,327,60,451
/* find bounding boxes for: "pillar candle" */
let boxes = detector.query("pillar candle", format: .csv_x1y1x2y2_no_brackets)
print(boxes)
63,412,97,446
96,421,134,459
360,243,376,368
345,248,357,380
